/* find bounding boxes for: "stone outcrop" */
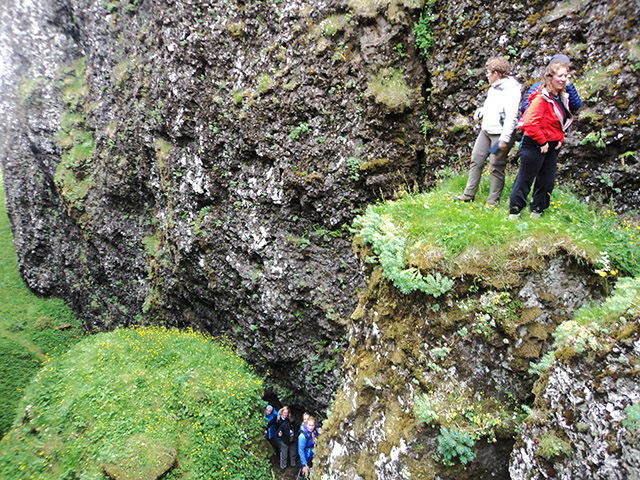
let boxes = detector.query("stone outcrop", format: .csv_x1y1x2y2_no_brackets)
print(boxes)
314,239,611,479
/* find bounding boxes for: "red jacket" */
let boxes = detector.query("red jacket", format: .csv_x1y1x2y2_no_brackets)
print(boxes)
520,88,573,145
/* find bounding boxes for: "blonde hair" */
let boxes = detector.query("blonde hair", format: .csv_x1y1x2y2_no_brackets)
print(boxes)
543,62,569,94
305,415,316,425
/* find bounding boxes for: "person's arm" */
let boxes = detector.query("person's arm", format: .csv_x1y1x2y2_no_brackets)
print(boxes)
298,433,307,466
521,96,547,147
266,415,277,429
498,82,522,145
566,83,582,112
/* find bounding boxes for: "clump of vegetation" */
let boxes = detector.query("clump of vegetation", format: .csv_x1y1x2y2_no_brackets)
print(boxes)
530,276,640,375
537,431,572,460
320,14,349,36
574,66,614,100
414,0,437,59
0,327,271,479
437,427,476,465
366,68,414,113
257,73,274,94
0,176,82,437
623,403,640,432
414,387,529,444
289,121,310,140
54,57,95,214
346,156,361,181
355,209,454,296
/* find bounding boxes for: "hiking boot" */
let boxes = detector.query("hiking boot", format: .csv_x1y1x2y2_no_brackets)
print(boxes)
485,203,497,210
454,194,474,202
508,213,521,220
530,211,544,219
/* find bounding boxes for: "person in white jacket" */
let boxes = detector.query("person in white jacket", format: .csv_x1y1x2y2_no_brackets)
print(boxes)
455,56,522,208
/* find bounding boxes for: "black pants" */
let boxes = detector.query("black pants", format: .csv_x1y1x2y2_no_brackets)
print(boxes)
509,136,560,214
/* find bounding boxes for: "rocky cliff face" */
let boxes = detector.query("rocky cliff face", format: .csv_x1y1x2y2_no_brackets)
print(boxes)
314,237,611,479
0,0,426,412
0,0,638,420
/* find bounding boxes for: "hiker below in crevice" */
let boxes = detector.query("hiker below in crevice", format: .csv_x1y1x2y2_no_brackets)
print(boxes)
277,410,299,472
298,415,316,478
301,412,321,436
521,54,582,115
455,56,522,209
508,61,574,220
265,405,279,456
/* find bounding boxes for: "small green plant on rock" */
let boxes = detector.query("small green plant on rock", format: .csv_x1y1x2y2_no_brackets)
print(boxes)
346,156,361,181
414,0,436,59
537,431,572,459
623,404,640,432
580,129,607,148
414,393,439,425
437,427,476,466
289,122,310,140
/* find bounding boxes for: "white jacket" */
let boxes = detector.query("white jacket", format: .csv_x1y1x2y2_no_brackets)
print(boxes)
476,76,522,144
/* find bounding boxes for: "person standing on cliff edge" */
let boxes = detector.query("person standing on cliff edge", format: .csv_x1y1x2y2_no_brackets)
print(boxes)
508,61,574,220
454,56,522,209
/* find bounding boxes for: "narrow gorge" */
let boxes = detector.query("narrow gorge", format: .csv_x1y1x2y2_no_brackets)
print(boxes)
0,0,638,478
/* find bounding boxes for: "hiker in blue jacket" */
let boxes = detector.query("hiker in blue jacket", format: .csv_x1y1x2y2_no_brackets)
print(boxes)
298,416,316,478
265,405,280,455
521,54,582,114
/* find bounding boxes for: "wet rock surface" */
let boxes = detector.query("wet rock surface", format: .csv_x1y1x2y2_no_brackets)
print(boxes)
510,337,640,480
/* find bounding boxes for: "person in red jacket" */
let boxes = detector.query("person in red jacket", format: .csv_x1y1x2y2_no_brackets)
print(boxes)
508,61,574,219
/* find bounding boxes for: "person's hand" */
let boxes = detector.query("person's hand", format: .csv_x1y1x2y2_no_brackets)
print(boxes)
498,141,507,151
540,143,549,153
303,465,310,476
555,142,562,150
473,110,483,123
278,431,282,437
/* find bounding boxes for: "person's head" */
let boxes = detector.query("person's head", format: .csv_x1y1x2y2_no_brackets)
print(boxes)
305,415,316,431
288,413,295,423
548,53,571,67
485,56,511,83
302,412,310,423
543,61,570,95
280,406,289,418
265,405,273,415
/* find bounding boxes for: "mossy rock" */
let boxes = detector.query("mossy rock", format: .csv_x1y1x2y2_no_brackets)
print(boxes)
102,436,177,480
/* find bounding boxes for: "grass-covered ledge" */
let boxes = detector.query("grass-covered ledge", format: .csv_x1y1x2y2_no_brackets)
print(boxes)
353,174,639,293
0,327,271,480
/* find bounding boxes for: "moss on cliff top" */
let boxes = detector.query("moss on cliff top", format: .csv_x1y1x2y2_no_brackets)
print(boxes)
353,174,639,294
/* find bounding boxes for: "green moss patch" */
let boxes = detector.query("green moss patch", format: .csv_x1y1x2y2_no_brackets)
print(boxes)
0,327,270,479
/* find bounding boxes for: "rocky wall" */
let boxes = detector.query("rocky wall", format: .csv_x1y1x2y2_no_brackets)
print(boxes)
314,242,606,479
0,0,427,412
0,0,639,416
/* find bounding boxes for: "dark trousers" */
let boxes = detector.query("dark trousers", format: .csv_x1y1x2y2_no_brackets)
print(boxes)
268,436,279,455
509,136,560,214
